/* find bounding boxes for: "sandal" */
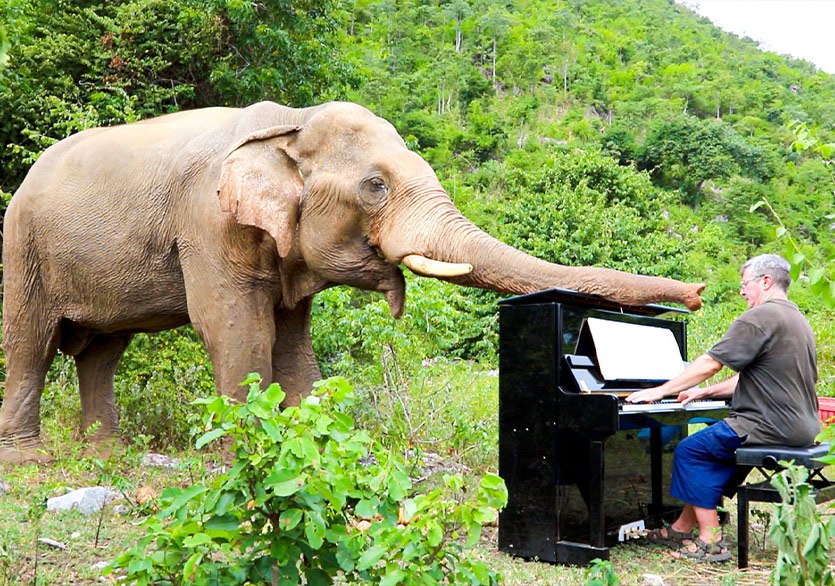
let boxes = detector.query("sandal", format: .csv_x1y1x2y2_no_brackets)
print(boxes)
646,525,693,548
671,537,731,563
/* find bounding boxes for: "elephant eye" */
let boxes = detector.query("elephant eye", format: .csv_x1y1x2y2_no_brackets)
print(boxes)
359,177,388,208
369,178,388,194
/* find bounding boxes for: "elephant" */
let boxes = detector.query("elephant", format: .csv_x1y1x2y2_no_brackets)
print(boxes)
0,101,705,463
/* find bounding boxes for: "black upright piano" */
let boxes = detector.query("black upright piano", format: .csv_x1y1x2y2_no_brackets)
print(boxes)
497,288,729,565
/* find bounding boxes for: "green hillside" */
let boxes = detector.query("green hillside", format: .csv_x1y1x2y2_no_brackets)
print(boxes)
0,0,833,447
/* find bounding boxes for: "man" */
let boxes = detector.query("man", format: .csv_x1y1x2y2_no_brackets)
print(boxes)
626,253,819,563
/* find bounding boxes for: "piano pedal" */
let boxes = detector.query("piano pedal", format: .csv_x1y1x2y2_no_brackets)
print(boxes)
617,519,647,542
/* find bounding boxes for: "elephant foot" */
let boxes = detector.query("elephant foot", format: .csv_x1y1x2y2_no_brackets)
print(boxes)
0,441,53,465
81,435,124,461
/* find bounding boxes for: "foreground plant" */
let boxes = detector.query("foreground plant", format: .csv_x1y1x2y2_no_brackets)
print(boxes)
107,375,507,585
768,424,835,586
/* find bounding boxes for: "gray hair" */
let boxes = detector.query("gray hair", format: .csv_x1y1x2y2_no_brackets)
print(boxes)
741,254,791,291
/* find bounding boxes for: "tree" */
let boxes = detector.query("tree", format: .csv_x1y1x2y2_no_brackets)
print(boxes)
0,0,356,194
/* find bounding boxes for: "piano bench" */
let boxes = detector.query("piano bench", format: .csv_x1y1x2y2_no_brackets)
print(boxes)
736,442,835,569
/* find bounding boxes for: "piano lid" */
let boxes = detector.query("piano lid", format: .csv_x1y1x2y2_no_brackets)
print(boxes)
497,287,688,316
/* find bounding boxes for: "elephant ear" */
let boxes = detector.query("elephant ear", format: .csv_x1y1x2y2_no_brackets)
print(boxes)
217,125,303,258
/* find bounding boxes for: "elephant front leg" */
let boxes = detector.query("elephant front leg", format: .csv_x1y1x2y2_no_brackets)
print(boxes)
273,297,322,407
75,333,133,459
184,279,276,402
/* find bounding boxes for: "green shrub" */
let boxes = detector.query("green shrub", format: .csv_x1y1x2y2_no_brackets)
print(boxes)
114,327,215,448
768,426,835,586
108,376,507,585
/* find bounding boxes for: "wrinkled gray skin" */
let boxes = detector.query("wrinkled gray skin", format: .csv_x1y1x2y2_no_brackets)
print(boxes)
0,101,705,463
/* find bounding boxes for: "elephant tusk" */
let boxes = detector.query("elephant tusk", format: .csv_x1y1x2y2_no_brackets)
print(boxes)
401,255,473,278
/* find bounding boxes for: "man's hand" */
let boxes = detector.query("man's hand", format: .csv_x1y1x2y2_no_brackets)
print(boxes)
626,386,668,404
677,386,708,406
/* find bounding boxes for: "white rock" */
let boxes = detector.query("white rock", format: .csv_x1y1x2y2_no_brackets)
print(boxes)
642,574,667,586
91,561,109,571
70,531,82,539
142,452,180,469
37,537,66,550
46,487,120,515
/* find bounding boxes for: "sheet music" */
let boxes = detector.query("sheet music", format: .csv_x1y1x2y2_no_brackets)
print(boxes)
586,317,685,382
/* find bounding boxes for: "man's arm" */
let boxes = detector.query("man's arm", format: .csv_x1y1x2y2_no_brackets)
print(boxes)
625,354,724,403
678,373,738,404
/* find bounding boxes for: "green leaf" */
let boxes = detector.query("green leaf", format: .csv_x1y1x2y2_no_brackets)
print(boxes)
265,471,307,496
195,427,226,449
809,268,826,285
182,551,203,579
204,514,240,532
355,498,377,519
749,200,765,212
776,226,787,238
305,513,325,549
426,522,444,547
183,533,213,547
240,373,261,386
264,382,286,405
380,568,407,586
215,492,236,516
261,419,283,441
802,523,822,556
305,568,330,586
279,508,303,531
160,485,209,517
127,557,152,574
357,544,388,571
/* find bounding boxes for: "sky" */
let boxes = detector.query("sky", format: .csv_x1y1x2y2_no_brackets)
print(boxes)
676,1,835,74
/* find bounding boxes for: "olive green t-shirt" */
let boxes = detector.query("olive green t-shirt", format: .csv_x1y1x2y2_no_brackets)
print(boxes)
706,299,819,446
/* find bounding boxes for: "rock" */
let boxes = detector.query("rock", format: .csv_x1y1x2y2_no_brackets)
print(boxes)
37,537,66,550
415,452,470,480
0,480,9,496
91,561,109,571
112,504,129,515
642,574,667,586
47,487,120,515
134,486,159,505
142,452,180,469
70,531,82,539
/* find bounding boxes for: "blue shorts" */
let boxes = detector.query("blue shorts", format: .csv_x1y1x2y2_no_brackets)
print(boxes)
670,420,748,509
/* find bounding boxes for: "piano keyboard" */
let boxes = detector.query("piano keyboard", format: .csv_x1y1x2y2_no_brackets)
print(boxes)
620,399,727,413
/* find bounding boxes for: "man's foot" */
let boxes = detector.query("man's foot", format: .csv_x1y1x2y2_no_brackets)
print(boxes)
671,537,731,563
646,525,694,548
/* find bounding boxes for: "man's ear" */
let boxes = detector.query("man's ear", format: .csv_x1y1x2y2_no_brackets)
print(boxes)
217,126,303,258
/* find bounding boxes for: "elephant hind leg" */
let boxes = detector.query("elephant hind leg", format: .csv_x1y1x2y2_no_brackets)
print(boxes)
74,333,133,458
0,312,61,464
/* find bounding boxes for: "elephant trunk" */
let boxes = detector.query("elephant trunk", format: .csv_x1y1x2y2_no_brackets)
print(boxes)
383,186,704,311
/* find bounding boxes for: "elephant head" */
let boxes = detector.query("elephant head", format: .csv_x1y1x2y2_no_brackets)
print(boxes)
217,102,704,314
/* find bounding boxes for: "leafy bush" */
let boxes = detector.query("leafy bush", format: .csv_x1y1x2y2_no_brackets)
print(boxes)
496,149,690,279
114,328,215,449
768,427,835,585
108,376,507,585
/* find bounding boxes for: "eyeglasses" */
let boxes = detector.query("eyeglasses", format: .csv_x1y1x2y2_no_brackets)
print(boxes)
739,275,765,289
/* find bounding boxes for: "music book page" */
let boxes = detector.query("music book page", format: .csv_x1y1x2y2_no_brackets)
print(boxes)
587,317,685,382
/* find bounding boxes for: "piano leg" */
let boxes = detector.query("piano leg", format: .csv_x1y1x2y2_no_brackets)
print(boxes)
650,427,663,511
588,440,606,548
